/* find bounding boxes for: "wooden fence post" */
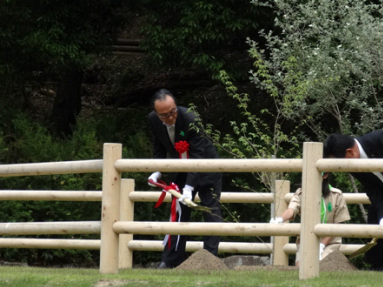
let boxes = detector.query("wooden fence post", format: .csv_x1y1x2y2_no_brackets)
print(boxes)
119,179,135,269
299,142,322,279
100,143,122,274
273,180,290,266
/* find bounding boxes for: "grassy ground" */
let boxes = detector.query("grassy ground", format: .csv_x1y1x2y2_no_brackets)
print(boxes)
0,266,382,287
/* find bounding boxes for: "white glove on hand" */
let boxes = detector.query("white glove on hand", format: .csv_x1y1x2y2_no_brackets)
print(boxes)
179,186,193,205
148,171,162,187
319,243,325,260
379,218,383,226
269,217,283,224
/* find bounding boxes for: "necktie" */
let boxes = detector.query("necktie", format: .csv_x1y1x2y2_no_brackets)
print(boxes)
167,125,175,145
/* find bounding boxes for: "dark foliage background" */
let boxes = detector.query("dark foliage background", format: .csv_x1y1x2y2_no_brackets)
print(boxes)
0,0,377,269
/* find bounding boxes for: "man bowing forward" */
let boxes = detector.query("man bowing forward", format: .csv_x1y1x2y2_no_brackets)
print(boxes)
147,89,222,269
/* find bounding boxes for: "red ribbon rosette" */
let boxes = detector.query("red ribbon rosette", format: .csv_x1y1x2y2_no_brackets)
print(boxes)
174,141,189,159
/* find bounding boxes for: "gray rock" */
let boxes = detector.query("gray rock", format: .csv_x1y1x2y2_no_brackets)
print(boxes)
145,261,160,269
222,255,270,269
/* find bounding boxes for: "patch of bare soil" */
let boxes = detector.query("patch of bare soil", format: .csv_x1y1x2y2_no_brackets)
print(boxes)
175,249,229,271
94,279,131,287
94,279,150,287
319,250,358,272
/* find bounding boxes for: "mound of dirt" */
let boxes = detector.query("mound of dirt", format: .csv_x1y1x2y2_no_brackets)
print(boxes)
319,250,358,272
175,249,358,272
175,249,229,271
235,251,358,272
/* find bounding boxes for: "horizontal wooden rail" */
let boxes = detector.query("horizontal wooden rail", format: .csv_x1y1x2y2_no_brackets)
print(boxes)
0,190,368,205
314,223,383,238
317,158,383,172
0,160,103,177
128,191,172,203
113,222,301,237
129,240,365,256
4,237,358,255
218,192,274,203
114,158,303,173
339,244,367,255
0,222,101,235
130,191,369,205
128,240,272,253
0,190,102,201
0,238,100,249
7,157,381,177
129,191,274,204
339,193,370,204
282,243,364,255
283,192,370,204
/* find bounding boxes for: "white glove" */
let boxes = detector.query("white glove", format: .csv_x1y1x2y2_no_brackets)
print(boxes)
179,186,193,205
380,218,383,226
269,217,283,224
319,243,325,260
148,171,162,187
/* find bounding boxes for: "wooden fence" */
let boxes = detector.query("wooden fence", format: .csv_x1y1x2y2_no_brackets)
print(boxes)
1,142,383,280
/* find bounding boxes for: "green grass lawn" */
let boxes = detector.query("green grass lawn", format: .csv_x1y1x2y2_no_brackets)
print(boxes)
0,267,382,287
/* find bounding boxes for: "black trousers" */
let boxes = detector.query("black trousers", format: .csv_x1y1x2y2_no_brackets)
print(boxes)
364,205,383,268
161,177,222,267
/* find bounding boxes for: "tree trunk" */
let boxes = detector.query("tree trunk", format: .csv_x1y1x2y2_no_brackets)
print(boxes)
51,68,83,137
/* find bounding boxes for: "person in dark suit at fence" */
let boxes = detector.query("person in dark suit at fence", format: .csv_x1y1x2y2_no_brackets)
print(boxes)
323,130,383,271
147,88,222,269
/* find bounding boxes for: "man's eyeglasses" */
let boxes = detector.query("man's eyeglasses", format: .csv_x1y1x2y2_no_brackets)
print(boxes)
157,107,177,119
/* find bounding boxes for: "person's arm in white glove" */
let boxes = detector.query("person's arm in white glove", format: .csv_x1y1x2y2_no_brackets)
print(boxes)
148,171,162,187
179,185,193,205
319,243,325,260
270,208,295,223
269,217,284,224
319,236,333,260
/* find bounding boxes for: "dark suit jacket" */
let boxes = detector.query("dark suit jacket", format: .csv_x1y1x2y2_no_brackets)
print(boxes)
352,130,383,219
148,106,221,188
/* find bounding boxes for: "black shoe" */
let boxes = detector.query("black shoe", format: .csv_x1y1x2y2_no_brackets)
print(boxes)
158,262,168,269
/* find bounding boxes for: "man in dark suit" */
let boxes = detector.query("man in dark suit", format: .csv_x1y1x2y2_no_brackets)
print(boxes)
147,88,222,269
323,130,383,270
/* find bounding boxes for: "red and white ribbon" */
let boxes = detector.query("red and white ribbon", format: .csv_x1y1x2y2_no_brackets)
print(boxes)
153,180,181,250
